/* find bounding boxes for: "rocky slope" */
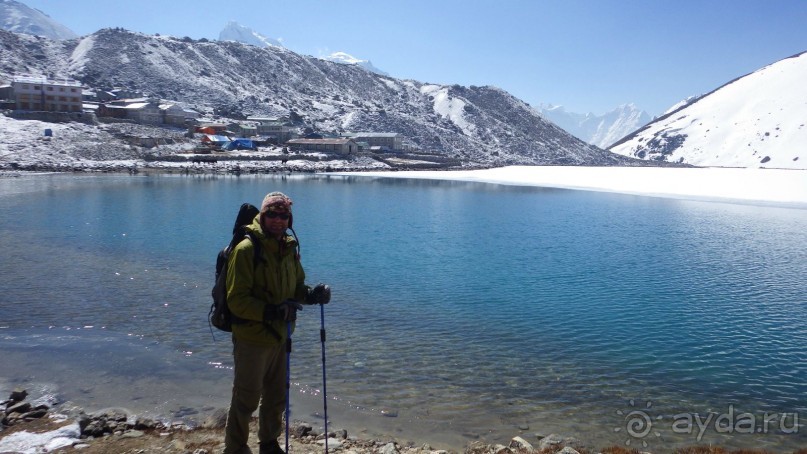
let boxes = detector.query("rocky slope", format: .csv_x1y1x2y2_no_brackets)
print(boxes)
0,28,642,167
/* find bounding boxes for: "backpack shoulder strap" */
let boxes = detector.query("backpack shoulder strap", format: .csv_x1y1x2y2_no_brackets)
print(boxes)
244,231,263,271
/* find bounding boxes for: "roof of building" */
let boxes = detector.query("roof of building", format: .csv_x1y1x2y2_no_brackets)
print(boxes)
12,75,82,87
204,134,231,142
124,102,153,109
342,132,400,138
287,138,355,145
247,116,291,123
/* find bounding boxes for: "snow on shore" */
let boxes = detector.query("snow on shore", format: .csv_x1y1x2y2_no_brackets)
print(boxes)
345,166,807,206
0,422,80,453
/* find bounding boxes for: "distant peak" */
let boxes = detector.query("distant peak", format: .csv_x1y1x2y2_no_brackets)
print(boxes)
218,21,283,48
0,0,78,40
320,51,389,76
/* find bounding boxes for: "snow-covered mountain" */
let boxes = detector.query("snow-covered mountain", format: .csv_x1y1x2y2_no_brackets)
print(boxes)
218,21,283,48
0,28,642,167
320,51,388,76
219,21,388,76
610,51,807,169
0,0,76,40
539,103,652,149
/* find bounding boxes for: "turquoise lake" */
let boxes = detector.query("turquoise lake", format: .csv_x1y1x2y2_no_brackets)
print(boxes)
0,172,805,452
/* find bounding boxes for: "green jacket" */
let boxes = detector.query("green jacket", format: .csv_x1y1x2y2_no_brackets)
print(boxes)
226,216,307,346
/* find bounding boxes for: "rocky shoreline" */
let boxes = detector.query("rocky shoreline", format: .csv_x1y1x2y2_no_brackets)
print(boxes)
0,387,597,454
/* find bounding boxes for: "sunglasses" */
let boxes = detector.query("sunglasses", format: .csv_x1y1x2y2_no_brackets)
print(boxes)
264,212,290,220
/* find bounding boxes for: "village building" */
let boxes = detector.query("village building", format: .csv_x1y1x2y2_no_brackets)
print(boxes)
10,76,83,112
95,98,198,125
82,89,117,103
340,132,402,151
228,122,258,137
195,123,228,135
0,84,13,109
247,116,297,142
122,102,162,124
160,103,199,126
202,134,231,145
286,138,359,155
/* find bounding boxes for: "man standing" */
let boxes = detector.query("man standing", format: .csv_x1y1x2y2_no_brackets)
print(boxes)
224,192,331,454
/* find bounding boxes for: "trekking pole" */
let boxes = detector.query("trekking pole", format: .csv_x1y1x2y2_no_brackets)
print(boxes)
319,303,329,454
286,321,292,454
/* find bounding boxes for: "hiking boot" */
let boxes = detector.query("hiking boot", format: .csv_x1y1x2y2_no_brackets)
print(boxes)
222,446,253,454
259,440,286,454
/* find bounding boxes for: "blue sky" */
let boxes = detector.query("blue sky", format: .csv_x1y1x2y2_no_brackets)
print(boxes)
21,0,807,117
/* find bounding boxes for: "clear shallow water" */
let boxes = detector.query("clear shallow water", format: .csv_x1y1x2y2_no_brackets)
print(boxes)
0,173,805,452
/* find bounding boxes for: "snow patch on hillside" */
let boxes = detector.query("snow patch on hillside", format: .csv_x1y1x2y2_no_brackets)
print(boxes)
69,35,95,72
421,84,475,135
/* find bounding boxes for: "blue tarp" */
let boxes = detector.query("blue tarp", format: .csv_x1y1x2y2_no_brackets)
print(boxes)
225,138,256,150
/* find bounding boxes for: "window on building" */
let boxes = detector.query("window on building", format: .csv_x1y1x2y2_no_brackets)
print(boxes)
33,86,40,90
47,87,54,91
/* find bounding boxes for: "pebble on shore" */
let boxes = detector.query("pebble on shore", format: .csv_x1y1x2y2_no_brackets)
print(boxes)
0,388,594,454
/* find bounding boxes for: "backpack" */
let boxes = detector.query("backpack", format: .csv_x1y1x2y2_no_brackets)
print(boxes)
209,203,262,332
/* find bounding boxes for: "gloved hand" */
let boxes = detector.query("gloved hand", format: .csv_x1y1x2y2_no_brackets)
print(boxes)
263,300,303,322
306,283,331,305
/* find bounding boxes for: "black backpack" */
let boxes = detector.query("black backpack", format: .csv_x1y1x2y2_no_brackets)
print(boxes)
209,203,262,332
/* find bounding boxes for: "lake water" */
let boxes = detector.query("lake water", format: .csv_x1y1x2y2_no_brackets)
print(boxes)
0,172,805,452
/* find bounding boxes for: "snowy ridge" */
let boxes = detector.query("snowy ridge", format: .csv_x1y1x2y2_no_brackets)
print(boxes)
0,28,634,166
609,51,807,169
218,21,283,48
320,51,389,76
539,103,652,148
0,0,77,40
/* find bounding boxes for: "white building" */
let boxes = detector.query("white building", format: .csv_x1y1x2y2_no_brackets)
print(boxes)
11,76,83,112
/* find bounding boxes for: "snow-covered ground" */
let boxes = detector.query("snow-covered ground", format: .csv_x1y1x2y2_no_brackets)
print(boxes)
0,422,80,453
0,114,390,172
342,166,807,206
2,115,805,206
